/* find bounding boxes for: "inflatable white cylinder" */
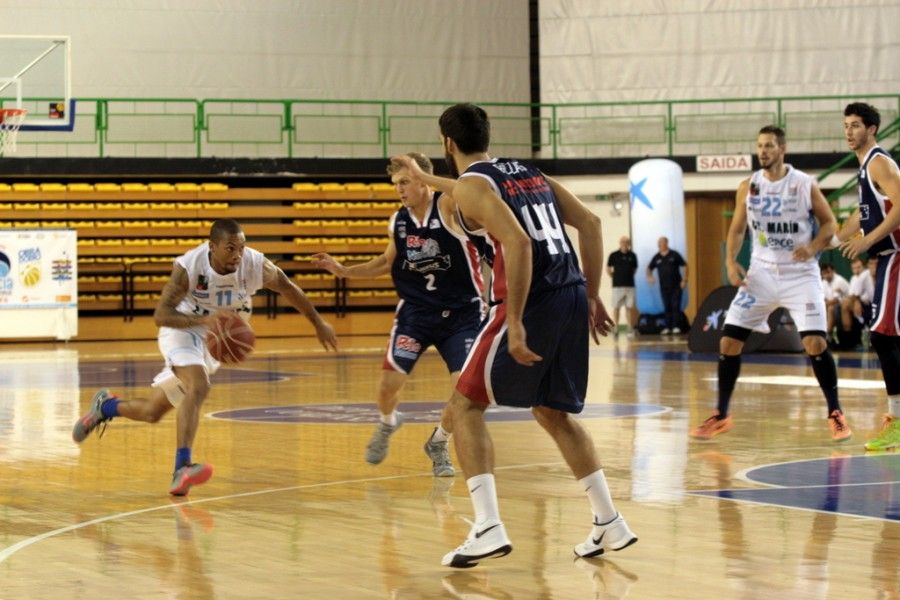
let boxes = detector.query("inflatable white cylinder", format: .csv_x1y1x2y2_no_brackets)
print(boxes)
629,159,688,315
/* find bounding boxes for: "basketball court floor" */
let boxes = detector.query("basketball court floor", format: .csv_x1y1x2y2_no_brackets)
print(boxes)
0,334,896,599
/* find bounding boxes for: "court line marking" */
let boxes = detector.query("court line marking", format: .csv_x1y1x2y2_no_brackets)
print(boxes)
685,489,899,523
734,454,898,487
0,460,567,565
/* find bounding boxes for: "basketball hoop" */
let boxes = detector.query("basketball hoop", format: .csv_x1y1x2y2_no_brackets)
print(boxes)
0,108,27,156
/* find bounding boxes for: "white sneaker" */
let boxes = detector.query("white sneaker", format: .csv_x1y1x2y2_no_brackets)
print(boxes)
574,513,638,558
442,520,513,568
660,328,671,335
672,327,681,334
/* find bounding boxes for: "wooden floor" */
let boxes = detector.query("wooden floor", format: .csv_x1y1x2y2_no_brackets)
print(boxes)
0,334,896,599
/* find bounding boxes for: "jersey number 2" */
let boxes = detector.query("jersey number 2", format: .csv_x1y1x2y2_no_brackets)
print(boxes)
424,274,437,291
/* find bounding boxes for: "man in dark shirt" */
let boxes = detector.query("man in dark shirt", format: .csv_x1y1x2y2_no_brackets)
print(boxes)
646,236,688,334
606,236,638,338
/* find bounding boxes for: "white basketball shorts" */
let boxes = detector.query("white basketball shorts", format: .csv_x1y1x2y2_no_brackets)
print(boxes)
151,326,220,406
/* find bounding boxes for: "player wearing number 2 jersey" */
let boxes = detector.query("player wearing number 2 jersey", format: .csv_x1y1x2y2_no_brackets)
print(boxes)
690,125,850,442
72,219,337,495
313,153,486,477
401,103,636,568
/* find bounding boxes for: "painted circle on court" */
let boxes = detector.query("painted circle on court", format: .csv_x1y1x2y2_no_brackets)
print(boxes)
210,401,668,424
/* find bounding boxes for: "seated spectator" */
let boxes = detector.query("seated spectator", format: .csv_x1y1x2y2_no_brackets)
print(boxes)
835,257,874,349
820,263,849,341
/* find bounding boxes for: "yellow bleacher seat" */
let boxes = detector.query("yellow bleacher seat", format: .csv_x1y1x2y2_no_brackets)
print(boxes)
39,183,67,192
132,275,150,283
150,221,176,228
292,220,321,227
79,294,98,302
97,276,120,283
201,183,228,192
13,203,40,210
96,221,119,228
292,183,321,192
321,183,346,191
67,183,94,192
95,183,121,192
96,239,123,247
345,183,369,192
124,239,150,247
96,203,123,210
0,222,11,228
79,257,96,264
370,183,394,191
293,202,322,210
349,291,374,298
149,183,175,192
176,203,201,210
373,290,398,298
123,221,150,228
151,203,176,210
123,203,150,210
12,183,39,192
150,239,177,246
177,220,203,228
122,183,149,192
291,255,314,262
348,202,373,210
95,257,121,263
78,276,98,283
175,183,200,192
98,294,120,302
0,183,11,192
202,221,215,228
0,202,11,209
151,275,169,283
43,203,67,210
293,273,324,281
77,239,96,246
68,203,95,210
305,291,326,299
40,221,67,228
68,221,95,228
201,203,227,210
14,221,39,228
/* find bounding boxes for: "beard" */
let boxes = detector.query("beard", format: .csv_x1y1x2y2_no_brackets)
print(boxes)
444,150,459,179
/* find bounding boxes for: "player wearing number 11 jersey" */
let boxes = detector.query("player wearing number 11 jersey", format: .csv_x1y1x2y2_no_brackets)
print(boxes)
690,125,851,442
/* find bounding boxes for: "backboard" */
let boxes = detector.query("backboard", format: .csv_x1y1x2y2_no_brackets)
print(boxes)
0,35,73,131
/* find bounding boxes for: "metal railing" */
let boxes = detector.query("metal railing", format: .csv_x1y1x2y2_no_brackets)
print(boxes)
5,93,899,159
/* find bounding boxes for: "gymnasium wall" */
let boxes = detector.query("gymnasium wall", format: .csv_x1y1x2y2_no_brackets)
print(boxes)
540,0,899,102
0,0,530,102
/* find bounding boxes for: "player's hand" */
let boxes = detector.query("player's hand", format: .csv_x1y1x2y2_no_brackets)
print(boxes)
646,274,656,285
506,320,542,366
311,253,346,277
839,235,872,260
726,262,747,287
313,318,338,352
588,296,615,344
792,244,815,262
391,154,428,183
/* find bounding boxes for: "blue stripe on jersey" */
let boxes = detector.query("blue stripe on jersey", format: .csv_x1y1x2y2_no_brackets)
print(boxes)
859,147,900,255
461,159,583,296
390,192,483,309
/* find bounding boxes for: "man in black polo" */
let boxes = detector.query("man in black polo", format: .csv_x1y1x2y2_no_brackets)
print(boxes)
606,236,638,338
647,236,688,334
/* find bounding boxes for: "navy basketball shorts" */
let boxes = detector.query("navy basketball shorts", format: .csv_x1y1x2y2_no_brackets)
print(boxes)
457,283,589,413
870,252,900,336
383,300,483,374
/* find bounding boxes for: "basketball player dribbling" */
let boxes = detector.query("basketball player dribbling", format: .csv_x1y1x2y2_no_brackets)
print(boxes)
72,219,338,495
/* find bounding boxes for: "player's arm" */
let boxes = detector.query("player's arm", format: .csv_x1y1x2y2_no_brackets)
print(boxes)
262,259,337,351
311,238,395,279
680,257,689,289
834,209,861,245
795,182,837,261
153,264,214,329
392,154,457,195
547,177,614,341
841,155,900,259
455,176,539,365
724,179,751,286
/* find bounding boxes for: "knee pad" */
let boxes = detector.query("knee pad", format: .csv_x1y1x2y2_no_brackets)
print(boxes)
152,372,186,407
722,324,752,342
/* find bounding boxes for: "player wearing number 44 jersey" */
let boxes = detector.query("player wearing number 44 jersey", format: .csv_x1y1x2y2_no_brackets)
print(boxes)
72,219,338,495
691,126,850,442
313,153,487,477
400,103,636,569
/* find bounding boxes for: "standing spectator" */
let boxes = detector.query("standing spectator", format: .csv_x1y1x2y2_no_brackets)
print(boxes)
607,236,639,338
820,263,849,340
646,237,688,334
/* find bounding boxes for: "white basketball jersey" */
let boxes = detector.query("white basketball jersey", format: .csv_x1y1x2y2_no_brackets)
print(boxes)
173,242,265,320
745,165,816,264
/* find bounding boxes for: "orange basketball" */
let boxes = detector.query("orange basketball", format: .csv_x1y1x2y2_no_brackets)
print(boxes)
207,311,255,364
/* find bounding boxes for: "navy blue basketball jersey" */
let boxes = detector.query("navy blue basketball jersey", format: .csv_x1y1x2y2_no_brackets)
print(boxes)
458,158,583,300
858,146,900,254
390,192,484,310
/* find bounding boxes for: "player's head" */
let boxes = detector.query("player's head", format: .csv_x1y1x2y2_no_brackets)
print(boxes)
851,257,865,275
439,103,490,178
843,103,880,151
756,125,786,170
820,262,835,281
387,153,433,209
209,219,246,274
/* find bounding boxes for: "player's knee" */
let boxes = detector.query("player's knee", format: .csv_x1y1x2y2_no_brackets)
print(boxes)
184,379,210,403
532,406,567,431
800,331,827,355
719,336,744,355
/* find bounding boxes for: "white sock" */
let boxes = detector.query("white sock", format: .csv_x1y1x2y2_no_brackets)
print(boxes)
431,425,451,443
467,473,500,526
889,395,900,418
380,411,398,426
579,469,618,524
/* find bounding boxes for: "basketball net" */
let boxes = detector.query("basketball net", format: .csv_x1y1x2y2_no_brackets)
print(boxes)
0,108,27,156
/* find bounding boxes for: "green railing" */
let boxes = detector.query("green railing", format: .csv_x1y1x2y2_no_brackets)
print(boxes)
6,93,899,159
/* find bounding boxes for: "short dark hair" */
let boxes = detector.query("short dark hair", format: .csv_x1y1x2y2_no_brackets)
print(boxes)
820,262,834,272
758,125,786,146
844,102,880,133
439,103,490,154
210,218,243,241
387,152,433,176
